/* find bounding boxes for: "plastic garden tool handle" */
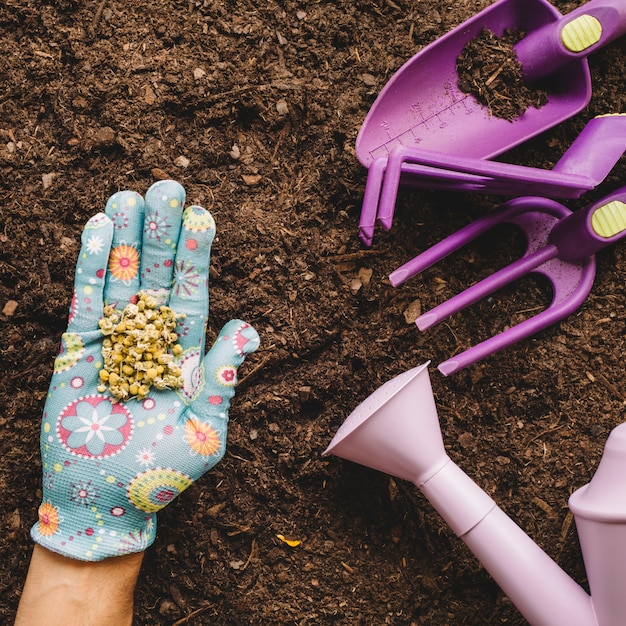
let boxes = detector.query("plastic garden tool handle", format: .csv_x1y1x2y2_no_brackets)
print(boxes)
31,180,260,561
515,0,626,82
549,186,626,261
553,115,626,185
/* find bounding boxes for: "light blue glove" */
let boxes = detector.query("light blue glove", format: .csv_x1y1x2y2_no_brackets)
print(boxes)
31,180,259,561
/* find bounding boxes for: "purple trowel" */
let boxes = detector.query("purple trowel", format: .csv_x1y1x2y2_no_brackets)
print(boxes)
356,0,626,167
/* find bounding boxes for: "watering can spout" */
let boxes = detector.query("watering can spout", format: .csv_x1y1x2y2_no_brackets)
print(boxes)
325,365,619,625
323,362,449,485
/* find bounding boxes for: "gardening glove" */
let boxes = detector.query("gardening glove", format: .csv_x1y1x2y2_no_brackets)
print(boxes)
31,180,259,561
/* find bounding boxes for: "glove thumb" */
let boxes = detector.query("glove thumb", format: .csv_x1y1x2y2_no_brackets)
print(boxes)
190,319,260,422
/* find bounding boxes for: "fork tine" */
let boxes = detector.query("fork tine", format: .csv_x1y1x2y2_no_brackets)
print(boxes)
389,198,537,287
415,245,558,330
436,261,595,376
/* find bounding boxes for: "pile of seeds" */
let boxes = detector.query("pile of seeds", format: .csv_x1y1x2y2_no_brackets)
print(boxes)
98,292,185,402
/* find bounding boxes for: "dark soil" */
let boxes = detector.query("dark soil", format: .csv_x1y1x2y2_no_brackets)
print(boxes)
457,28,550,121
2,1,626,624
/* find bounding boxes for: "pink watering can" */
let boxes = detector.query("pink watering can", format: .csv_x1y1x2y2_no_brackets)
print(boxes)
324,363,626,626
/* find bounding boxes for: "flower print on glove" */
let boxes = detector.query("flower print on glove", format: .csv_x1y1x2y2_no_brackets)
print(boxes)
32,180,259,561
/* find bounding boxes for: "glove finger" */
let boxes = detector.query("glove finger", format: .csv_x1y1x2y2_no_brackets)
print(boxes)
167,205,216,352
139,180,185,300
66,213,114,333
187,319,259,419
102,190,145,307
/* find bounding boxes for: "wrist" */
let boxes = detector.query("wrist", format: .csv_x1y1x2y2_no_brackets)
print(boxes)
15,545,143,626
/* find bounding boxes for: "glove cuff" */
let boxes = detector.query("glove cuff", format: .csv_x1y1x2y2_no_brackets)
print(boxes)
31,457,163,561
31,508,157,561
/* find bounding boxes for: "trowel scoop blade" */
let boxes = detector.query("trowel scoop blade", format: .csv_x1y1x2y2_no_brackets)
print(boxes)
356,0,591,167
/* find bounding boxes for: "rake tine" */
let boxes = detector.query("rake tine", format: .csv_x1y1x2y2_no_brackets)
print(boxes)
360,157,497,246
359,157,387,247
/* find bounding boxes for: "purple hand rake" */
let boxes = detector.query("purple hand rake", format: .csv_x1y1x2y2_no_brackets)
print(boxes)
359,114,626,246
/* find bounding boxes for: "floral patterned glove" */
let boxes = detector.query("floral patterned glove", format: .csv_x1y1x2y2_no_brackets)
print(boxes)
31,180,259,561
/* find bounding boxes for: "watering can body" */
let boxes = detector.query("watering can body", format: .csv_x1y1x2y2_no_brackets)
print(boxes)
569,423,626,626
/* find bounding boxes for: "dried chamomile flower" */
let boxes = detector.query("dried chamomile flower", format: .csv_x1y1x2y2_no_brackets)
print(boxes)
97,292,185,402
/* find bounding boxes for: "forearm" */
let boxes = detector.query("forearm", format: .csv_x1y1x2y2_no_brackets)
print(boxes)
15,544,144,626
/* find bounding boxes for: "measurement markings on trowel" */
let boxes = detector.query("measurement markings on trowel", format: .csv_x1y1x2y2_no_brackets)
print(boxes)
368,93,478,162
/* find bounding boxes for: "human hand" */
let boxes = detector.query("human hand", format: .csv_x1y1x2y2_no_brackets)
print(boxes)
31,180,259,561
